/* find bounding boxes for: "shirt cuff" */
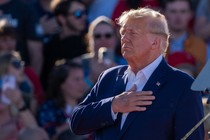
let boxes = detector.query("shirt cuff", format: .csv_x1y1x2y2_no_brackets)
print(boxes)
111,107,118,120
111,96,118,120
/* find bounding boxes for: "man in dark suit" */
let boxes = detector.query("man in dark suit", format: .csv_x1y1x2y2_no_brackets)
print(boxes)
70,7,204,140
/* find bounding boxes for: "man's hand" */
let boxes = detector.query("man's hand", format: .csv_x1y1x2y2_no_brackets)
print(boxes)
112,85,155,113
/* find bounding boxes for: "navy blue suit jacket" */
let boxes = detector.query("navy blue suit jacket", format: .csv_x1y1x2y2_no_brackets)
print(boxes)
71,58,204,140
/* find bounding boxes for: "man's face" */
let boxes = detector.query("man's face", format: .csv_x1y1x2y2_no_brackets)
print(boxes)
120,18,153,62
164,1,192,32
65,1,87,32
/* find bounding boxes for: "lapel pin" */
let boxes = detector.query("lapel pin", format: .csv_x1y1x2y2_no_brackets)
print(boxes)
156,82,161,86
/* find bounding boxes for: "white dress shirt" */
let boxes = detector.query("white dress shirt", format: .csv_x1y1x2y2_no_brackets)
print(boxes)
119,55,163,129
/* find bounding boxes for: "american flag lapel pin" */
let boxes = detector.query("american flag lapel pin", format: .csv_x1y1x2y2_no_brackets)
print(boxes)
156,82,161,86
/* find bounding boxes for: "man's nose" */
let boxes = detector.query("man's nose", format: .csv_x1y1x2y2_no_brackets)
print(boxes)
121,33,129,43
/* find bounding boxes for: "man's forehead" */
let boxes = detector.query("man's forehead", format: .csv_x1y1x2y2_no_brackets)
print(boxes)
121,18,147,29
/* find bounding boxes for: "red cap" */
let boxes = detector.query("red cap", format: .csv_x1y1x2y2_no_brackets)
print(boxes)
167,51,196,67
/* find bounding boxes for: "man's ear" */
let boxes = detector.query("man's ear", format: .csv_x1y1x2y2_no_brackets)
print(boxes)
151,36,161,50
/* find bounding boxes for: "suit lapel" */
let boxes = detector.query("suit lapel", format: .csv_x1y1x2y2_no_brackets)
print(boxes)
113,66,128,96
111,66,128,133
118,59,169,139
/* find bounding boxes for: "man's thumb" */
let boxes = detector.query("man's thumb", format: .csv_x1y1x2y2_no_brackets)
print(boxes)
128,84,137,92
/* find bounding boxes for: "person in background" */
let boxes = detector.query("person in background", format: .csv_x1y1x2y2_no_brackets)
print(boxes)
111,0,160,21
0,52,33,109
87,0,119,23
194,0,210,59
0,19,45,110
79,16,126,90
0,0,43,75
38,62,87,139
0,52,37,140
33,0,60,44
41,0,88,90
71,7,204,140
167,51,196,77
161,0,207,76
0,89,38,140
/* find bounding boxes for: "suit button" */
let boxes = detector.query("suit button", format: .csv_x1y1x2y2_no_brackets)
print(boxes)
101,122,106,127
101,121,109,127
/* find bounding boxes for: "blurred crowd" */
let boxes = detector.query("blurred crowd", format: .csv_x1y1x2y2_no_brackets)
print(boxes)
0,0,210,140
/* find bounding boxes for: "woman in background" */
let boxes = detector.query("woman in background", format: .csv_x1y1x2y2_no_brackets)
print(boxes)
0,19,45,111
0,51,33,109
37,62,87,139
0,52,37,140
79,16,126,90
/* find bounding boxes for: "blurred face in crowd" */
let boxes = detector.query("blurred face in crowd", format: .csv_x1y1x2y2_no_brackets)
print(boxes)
61,68,86,100
164,1,192,32
93,23,117,53
0,36,16,52
8,57,24,78
65,1,87,32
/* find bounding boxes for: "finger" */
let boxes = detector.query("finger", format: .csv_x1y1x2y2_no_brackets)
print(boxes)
133,106,147,112
129,92,155,101
134,100,153,106
135,91,153,95
134,95,156,101
128,84,137,92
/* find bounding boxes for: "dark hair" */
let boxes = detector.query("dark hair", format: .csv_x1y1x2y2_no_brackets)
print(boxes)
51,0,85,16
0,20,16,38
45,62,83,107
160,0,193,10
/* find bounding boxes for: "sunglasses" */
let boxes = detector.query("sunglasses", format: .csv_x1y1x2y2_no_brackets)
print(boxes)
11,59,24,69
94,33,113,39
69,10,87,19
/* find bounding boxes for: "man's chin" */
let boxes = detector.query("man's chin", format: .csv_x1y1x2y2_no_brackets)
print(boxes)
122,52,132,60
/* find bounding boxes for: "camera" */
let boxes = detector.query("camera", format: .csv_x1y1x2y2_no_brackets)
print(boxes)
98,47,113,66
0,75,16,105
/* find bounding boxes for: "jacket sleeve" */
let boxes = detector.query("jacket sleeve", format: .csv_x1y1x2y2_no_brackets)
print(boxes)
174,83,204,140
70,72,116,135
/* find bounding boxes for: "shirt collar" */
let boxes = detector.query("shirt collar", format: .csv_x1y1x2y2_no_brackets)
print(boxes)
141,55,163,80
123,55,163,80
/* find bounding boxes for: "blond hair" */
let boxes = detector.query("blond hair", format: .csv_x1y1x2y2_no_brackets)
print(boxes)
87,16,117,53
117,7,170,54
